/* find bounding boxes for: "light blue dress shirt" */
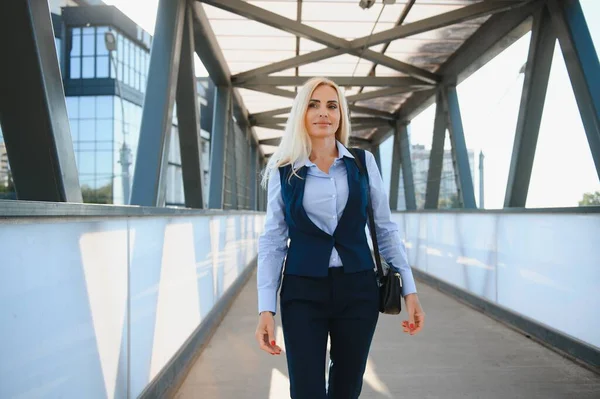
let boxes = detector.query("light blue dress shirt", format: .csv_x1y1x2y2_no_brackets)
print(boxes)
257,140,417,314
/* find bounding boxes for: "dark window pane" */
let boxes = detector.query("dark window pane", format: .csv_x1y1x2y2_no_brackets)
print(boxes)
79,97,95,118
66,97,79,119
82,34,95,56
96,96,113,118
82,57,94,78
96,151,113,175
71,33,81,57
78,152,95,174
97,30,108,56
79,119,95,141
96,56,109,78
97,119,113,142
70,56,81,78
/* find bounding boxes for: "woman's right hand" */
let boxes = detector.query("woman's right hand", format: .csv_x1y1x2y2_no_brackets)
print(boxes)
255,311,283,355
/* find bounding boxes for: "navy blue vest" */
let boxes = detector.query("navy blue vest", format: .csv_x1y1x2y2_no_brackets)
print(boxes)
279,148,375,277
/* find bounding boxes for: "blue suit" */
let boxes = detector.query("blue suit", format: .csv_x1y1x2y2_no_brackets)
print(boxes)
278,148,379,399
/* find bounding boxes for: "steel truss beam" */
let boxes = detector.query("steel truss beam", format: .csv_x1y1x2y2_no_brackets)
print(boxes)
235,76,432,88
191,3,264,159
384,1,538,148
424,90,447,209
209,0,528,85
504,5,555,208
209,86,231,209
176,4,206,209
444,86,476,209
548,0,600,181
398,122,417,210
131,0,186,207
0,0,82,202
199,0,441,83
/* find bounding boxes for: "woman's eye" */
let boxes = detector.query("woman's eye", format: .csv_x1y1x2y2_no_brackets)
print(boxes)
328,105,338,109
309,103,318,108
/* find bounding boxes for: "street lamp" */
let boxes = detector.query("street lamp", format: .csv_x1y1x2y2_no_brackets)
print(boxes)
105,30,132,205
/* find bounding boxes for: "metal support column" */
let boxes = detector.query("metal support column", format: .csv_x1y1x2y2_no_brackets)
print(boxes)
389,128,402,210
399,122,417,210
0,0,82,202
230,118,238,209
505,6,555,208
130,0,185,206
372,144,382,173
444,85,476,208
250,139,258,210
208,86,231,209
548,0,600,180
176,4,205,209
424,90,447,209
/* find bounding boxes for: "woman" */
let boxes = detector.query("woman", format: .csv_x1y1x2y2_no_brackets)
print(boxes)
255,77,425,399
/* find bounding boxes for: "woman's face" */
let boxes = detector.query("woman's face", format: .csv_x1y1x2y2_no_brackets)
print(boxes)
304,84,341,140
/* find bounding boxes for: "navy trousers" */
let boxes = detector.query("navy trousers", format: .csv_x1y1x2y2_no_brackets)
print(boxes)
280,267,380,399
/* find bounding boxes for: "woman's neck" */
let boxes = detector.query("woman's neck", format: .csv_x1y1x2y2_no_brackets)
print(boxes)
309,137,338,163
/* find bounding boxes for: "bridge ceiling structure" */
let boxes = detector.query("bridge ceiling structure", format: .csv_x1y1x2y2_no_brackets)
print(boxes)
193,0,536,157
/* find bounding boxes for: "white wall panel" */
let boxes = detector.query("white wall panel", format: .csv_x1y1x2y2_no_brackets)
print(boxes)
394,211,600,350
0,212,260,399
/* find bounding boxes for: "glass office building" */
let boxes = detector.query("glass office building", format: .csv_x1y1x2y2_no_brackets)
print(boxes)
48,4,213,206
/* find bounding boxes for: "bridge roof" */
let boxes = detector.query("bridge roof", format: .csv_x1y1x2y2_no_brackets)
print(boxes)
194,0,534,154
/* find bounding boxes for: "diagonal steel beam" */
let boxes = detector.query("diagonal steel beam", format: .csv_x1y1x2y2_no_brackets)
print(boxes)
380,1,538,147
235,76,431,87
254,116,391,127
0,0,82,202
176,3,206,209
504,5,555,208
131,0,186,207
250,107,292,120
191,3,264,158
353,0,527,49
548,0,600,181
250,104,395,123
198,0,438,83
349,105,395,120
222,0,527,84
347,86,429,103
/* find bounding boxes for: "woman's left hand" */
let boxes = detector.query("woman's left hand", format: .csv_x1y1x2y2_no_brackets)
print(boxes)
402,293,425,336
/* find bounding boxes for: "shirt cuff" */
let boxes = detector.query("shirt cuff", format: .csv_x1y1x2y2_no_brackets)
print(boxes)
258,287,278,315
400,268,417,297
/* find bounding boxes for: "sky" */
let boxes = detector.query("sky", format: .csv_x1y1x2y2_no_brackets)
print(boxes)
102,0,600,209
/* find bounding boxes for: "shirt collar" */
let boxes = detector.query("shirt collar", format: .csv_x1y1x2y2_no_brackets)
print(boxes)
293,140,355,169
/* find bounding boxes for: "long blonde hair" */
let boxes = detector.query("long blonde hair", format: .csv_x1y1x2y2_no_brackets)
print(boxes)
260,77,351,189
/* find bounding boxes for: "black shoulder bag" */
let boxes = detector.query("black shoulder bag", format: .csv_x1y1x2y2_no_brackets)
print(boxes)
349,148,404,315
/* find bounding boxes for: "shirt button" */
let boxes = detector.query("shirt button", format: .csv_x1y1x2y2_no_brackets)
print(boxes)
332,194,336,198
330,177,334,181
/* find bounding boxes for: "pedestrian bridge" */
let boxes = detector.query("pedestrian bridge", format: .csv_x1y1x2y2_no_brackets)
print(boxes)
1,0,599,398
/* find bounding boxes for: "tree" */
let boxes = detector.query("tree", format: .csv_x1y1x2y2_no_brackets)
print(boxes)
578,191,600,206
438,193,461,209
81,182,113,204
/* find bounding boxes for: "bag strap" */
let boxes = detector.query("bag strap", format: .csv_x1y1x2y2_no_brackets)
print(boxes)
348,147,385,281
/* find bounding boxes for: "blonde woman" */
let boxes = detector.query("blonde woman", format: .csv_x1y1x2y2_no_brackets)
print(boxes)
255,77,425,399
